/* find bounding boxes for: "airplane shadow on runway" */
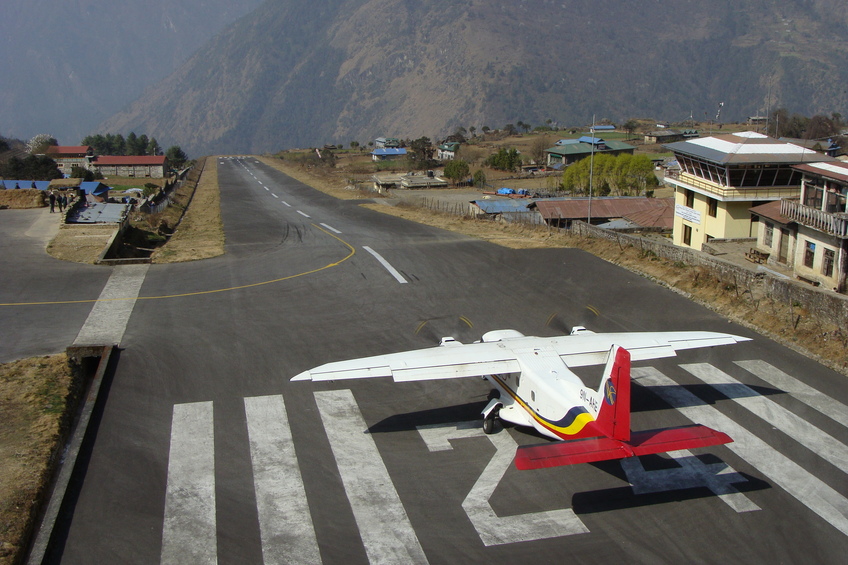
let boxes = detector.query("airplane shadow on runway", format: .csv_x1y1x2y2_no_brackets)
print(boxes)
632,382,784,413
572,453,771,515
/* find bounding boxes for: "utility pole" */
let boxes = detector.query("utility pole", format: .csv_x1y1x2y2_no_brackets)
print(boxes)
588,116,595,224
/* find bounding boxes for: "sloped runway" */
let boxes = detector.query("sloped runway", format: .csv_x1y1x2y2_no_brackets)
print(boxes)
8,158,847,564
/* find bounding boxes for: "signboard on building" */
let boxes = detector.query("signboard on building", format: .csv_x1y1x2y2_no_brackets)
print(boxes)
675,203,701,225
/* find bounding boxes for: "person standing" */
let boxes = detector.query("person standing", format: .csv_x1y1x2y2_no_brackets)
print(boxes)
48,191,56,213
57,192,65,212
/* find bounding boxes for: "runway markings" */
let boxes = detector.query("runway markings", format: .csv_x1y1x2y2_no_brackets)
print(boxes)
363,246,408,283
271,193,278,198
319,223,341,234
735,360,848,428
634,366,848,538
419,421,589,545
244,395,322,565
74,264,148,345
682,363,848,471
314,389,429,564
281,201,292,207
160,359,848,558
161,402,217,565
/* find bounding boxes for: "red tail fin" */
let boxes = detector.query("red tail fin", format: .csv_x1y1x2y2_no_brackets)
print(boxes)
593,345,631,442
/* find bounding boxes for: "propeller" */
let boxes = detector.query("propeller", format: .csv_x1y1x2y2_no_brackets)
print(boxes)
414,315,475,345
546,305,601,335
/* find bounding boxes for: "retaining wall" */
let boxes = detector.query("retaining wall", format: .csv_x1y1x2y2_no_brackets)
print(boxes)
571,220,848,329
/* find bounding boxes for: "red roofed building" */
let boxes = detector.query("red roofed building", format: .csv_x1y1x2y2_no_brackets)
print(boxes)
91,155,169,178
533,197,673,229
45,145,94,174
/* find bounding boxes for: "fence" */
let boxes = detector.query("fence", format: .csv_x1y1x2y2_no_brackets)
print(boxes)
400,195,848,330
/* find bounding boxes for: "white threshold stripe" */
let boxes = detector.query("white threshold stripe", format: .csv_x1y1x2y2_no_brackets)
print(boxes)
297,210,311,218
314,390,429,564
74,264,148,346
161,402,217,565
633,367,848,537
682,363,848,471
736,360,848,429
319,223,341,234
362,246,407,284
244,395,322,565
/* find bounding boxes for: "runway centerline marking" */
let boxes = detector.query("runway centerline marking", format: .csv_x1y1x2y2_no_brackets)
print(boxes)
0,224,355,306
297,210,311,218
319,223,341,234
363,246,407,284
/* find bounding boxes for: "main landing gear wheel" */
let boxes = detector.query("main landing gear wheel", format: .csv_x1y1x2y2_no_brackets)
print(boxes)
483,409,499,434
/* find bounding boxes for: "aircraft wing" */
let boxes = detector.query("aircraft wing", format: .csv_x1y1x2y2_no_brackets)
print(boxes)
549,331,751,368
291,331,749,383
292,340,522,382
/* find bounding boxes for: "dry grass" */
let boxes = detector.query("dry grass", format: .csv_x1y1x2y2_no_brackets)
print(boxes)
46,224,117,264
152,158,224,263
0,354,73,565
0,189,45,209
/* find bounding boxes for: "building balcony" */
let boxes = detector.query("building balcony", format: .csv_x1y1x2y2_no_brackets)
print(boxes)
781,198,848,239
669,173,801,201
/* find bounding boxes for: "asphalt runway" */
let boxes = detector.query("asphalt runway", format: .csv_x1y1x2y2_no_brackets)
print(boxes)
4,157,848,563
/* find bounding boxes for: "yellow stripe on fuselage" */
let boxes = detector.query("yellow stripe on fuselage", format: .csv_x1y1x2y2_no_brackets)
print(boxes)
489,375,595,438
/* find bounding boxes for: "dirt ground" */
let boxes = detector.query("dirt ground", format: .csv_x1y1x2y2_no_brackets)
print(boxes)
0,189,45,210
46,224,117,264
0,354,73,564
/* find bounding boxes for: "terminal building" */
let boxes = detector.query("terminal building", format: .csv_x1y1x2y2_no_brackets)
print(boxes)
663,132,834,251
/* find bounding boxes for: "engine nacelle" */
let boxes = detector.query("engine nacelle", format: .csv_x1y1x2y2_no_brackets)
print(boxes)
481,329,526,342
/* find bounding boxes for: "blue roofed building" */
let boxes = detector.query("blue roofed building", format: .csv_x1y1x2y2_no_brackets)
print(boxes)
371,148,407,161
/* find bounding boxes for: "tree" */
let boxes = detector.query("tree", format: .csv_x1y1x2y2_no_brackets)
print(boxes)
147,137,161,156
0,155,62,180
70,165,94,181
26,134,58,154
485,147,522,172
166,145,188,169
561,153,657,196
408,136,436,168
530,136,551,165
472,169,487,188
443,159,470,185
622,119,639,140
504,123,518,136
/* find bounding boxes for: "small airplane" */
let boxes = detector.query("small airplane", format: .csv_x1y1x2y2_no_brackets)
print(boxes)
292,326,750,470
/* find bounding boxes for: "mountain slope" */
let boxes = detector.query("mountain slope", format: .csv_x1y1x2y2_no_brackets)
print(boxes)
98,0,848,155
0,0,263,143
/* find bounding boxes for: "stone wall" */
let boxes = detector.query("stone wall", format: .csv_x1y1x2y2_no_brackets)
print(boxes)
571,220,848,329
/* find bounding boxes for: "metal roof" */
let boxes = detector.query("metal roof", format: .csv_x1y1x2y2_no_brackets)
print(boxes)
534,197,672,221
2,180,51,190
793,161,848,184
749,200,793,226
664,131,834,165
471,199,535,214
67,202,128,224
371,148,407,156
545,139,635,156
